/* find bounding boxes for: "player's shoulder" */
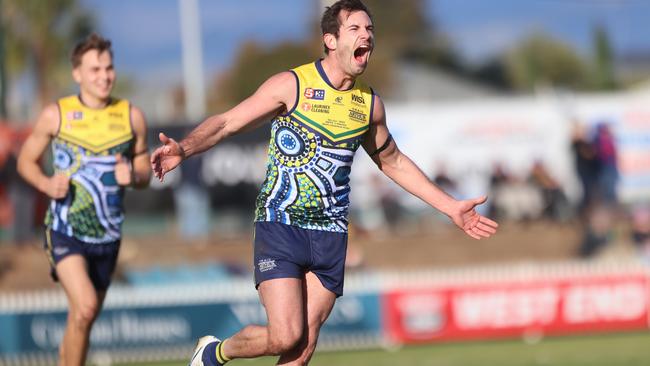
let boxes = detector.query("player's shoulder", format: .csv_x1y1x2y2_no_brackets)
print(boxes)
40,102,61,124
127,102,144,118
128,104,148,133
266,70,298,85
369,92,385,123
258,71,298,98
31,102,61,135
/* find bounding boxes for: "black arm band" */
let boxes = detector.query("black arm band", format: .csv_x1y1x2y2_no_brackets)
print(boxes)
370,134,393,157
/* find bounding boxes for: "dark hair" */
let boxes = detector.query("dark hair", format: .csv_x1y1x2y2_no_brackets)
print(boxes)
70,33,113,68
321,0,372,54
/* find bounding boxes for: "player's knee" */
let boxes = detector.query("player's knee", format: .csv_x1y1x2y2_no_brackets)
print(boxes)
70,299,100,329
267,337,302,355
267,328,303,355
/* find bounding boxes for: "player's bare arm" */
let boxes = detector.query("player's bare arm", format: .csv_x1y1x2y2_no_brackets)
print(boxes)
362,95,498,239
119,106,151,188
17,103,70,199
151,71,296,181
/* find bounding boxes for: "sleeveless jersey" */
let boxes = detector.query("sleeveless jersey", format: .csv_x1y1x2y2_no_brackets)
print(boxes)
45,95,134,244
255,60,374,232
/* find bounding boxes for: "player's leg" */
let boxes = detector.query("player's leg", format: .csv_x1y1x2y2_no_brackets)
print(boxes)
45,230,119,366
190,277,305,366
56,255,104,366
276,228,347,364
277,271,337,365
189,222,311,365
229,277,305,356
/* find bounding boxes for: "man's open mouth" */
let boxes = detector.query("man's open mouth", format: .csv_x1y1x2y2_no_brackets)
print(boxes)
354,45,371,63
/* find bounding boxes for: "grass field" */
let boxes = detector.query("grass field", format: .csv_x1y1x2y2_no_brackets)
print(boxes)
117,331,650,366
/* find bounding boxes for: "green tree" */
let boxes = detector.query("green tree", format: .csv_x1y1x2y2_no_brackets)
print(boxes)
505,33,587,91
591,24,616,90
210,0,458,104
1,0,93,111
208,41,320,112
362,0,458,68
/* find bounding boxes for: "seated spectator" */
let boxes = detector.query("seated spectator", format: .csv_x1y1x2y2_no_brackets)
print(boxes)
528,160,571,222
489,163,543,222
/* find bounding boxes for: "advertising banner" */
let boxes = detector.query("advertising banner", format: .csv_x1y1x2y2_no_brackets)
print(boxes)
384,274,650,344
0,292,381,357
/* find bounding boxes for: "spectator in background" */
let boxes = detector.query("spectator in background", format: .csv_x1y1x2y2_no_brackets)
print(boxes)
528,160,571,222
593,123,619,206
489,163,543,222
572,122,622,259
578,205,614,258
487,163,509,220
570,122,599,216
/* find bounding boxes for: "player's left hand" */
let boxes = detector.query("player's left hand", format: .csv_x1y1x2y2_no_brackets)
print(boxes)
115,153,132,186
448,195,498,240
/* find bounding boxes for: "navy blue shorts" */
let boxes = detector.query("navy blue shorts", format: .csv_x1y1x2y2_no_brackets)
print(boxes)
44,228,120,291
253,222,348,297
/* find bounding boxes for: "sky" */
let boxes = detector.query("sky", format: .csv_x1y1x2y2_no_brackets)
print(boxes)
80,0,650,118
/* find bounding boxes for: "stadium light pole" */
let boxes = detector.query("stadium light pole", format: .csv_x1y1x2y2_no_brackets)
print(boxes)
176,0,211,239
178,0,206,123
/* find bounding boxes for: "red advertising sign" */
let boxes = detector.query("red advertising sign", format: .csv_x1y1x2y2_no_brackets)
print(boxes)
384,274,650,344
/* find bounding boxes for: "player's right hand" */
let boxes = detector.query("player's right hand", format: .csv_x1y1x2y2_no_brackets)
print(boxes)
150,132,185,181
44,173,70,199
447,195,499,240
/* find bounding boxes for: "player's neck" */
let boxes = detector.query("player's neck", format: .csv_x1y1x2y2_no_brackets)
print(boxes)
320,57,356,91
78,92,111,109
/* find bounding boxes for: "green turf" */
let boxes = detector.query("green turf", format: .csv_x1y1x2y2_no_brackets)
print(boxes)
116,331,650,366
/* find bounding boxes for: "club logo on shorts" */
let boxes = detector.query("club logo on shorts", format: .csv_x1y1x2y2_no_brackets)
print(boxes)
54,247,69,256
258,258,277,272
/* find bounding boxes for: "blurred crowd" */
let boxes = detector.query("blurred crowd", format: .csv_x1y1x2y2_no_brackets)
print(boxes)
350,120,650,263
2,119,650,263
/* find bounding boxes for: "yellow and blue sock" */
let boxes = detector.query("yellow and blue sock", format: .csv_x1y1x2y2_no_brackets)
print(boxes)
205,339,230,365
216,339,230,365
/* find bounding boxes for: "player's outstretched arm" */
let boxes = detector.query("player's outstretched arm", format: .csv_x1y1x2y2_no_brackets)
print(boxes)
17,103,70,199
151,71,295,181
361,95,498,240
